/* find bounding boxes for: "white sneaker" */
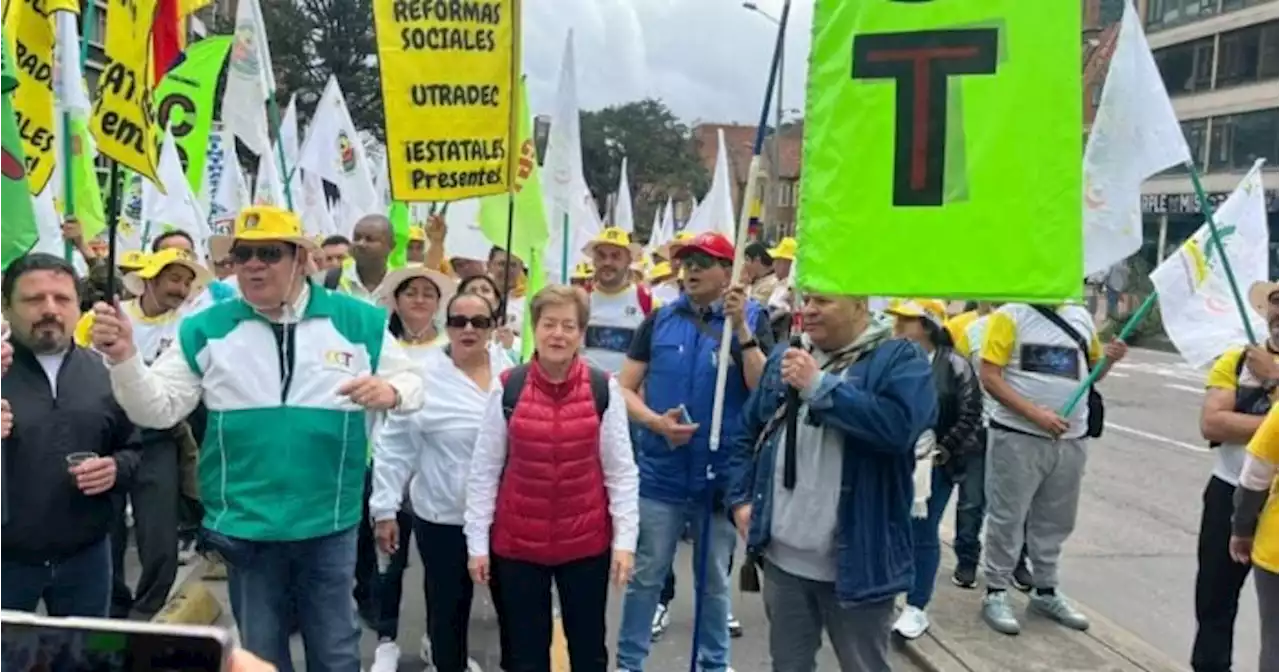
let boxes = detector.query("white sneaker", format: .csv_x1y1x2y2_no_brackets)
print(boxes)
892,605,930,640
370,641,401,672
466,658,483,672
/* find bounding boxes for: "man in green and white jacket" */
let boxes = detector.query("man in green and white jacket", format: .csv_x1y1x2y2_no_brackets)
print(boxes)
90,206,424,672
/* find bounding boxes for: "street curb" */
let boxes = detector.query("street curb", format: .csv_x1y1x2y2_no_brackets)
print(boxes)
896,632,971,672
151,561,223,626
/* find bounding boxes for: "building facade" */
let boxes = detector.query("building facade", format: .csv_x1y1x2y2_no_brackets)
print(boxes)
1138,0,1278,274
692,122,801,243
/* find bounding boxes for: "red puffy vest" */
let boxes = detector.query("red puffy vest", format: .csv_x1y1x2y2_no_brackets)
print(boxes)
491,357,612,565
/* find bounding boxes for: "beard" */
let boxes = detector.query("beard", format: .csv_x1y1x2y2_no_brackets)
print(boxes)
25,319,67,354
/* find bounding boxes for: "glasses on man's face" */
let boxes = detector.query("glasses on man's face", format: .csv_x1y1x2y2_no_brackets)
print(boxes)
680,252,721,271
229,245,288,265
446,314,494,330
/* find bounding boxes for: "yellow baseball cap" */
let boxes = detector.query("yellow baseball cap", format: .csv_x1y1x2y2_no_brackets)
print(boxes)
122,247,213,296
886,299,947,327
660,231,696,260
209,206,319,261
768,237,797,261
408,225,427,243
117,250,149,272
582,227,642,258
571,261,594,280
648,261,675,282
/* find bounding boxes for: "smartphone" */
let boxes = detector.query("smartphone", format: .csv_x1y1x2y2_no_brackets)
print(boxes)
0,611,230,672
668,404,695,451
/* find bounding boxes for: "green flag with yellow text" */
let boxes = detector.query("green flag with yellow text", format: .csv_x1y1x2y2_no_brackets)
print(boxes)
797,1,1082,302
1,33,37,269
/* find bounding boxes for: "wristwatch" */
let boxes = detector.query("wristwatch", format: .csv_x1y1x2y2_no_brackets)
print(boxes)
740,338,760,351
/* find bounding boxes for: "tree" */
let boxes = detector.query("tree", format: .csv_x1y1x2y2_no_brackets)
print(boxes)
580,99,710,240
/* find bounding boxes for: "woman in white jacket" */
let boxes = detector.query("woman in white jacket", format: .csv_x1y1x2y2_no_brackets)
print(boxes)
371,290,510,672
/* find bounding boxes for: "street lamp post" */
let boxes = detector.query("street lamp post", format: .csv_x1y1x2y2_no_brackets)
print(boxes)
743,1,783,241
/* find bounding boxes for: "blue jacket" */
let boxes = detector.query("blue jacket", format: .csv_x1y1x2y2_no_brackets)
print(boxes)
727,339,937,605
636,294,767,504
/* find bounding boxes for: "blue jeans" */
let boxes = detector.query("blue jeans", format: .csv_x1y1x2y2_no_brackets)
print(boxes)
201,526,361,672
953,452,986,568
907,466,952,609
616,496,736,671
1,536,112,617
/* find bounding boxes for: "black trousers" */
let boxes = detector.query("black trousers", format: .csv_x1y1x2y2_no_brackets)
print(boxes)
1192,475,1253,672
109,438,179,618
414,519,473,672
490,552,610,672
353,471,378,617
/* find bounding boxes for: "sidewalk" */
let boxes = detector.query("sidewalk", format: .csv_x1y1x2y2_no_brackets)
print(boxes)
898,549,1189,672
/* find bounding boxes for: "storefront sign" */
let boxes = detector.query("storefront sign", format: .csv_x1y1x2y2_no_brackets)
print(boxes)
1142,189,1279,215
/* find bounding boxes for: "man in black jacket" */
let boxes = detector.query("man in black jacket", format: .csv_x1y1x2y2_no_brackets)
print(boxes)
1,253,141,617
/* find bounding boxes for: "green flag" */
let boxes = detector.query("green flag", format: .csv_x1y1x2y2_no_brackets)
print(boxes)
59,115,107,241
478,80,549,261
1,33,38,270
388,200,411,269
155,36,233,193
797,1,1082,302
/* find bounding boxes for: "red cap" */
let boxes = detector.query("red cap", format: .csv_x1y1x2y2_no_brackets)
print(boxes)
674,232,735,262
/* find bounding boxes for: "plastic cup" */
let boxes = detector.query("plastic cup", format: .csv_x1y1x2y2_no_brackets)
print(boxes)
65,452,98,471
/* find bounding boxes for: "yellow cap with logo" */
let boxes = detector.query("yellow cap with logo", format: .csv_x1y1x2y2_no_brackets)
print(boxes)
886,299,948,327
648,261,674,282
122,247,214,296
117,250,149,271
571,261,594,280
408,225,427,242
582,227,642,258
768,237,797,261
210,206,318,260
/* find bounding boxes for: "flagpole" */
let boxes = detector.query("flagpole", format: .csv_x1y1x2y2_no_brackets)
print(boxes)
560,212,570,282
499,190,516,328
1187,160,1259,344
1060,291,1158,416
103,160,123,301
266,95,294,210
689,1,791,669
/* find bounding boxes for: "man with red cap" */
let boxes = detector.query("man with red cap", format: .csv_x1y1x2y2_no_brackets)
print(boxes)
613,232,773,672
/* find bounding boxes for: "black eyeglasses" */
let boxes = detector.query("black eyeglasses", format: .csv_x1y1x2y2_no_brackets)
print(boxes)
446,315,494,330
229,245,288,265
681,252,725,270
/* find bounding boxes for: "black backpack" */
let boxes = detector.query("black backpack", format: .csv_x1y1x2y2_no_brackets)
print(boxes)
501,363,610,422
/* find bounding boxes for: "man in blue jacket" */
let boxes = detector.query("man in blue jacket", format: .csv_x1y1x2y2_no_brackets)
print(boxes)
614,232,773,672
728,293,937,671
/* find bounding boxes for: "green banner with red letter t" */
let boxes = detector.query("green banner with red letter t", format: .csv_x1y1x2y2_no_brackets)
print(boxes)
796,0,1082,302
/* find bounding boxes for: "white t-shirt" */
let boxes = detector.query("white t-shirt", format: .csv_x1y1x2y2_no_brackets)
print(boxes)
123,300,183,365
585,285,648,373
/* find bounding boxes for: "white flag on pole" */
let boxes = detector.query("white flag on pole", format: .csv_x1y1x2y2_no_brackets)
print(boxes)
145,128,210,254
220,0,275,155
298,77,379,222
209,130,250,237
1083,0,1191,276
253,150,287,208
1150,160,1270,367
614,156,634,233
685,129,735,240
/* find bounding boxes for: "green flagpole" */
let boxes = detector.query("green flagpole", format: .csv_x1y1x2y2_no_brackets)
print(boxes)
265,94,294,210
1060,292,1157,416
1187,161,1259,345
560,213,569,281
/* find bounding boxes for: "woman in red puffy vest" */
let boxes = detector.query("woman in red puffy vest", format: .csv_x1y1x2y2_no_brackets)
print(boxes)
465,285,640,672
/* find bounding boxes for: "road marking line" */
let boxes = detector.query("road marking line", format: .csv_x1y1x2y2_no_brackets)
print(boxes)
551,615,569,672
1104,421,1209,453
1107,371,1130,378
1163,383,1204,394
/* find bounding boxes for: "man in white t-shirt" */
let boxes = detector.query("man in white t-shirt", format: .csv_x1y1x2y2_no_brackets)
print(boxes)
583,228,653,373
109,249,212,619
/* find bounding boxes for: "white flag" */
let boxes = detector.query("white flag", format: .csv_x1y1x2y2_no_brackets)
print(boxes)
647,197,674,254
220,0,275,155
209,130,250,237
1150,160,1270,367
280,95,300,171
1083,0,1191,276
542,31,603,283
442,199,492,262
299,170,337,238
684,129,735,240
253,150,287,208
613,156,634,233
144,129,210,254
298,76,380,219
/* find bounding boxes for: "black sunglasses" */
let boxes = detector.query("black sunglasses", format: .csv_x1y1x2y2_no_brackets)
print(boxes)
446,314,494,330
681,252,727,270
229,245,289,265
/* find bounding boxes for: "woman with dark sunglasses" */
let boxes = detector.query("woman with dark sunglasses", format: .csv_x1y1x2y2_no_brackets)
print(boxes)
458,274,520,365
371,291,509,672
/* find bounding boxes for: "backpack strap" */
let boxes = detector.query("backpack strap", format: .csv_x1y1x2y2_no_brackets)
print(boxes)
1031,305,1095,367
587,366,611,419
636,284,653,316
501,364,531,422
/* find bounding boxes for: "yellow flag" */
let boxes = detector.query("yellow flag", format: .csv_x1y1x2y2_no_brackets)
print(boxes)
179,0,213,15
4,0,60,194
90,0,161,185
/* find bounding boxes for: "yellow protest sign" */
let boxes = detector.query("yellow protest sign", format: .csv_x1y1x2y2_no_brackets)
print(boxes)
4,0,66,195
373,0,521,202
90,0,160,185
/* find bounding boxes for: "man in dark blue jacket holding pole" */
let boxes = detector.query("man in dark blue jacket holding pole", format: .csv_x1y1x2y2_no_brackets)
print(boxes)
728,293,937,672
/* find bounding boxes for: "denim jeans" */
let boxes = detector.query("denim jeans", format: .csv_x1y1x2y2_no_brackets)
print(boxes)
616,496,737,671
952,451,986,568
2,536,112,617
907,466,952,609
201,526,361,672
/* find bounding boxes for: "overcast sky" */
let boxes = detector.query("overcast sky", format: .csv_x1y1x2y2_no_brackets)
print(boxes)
521,0,814,126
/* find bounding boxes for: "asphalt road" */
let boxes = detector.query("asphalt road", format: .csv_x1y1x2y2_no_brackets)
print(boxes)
178,346,1255,670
